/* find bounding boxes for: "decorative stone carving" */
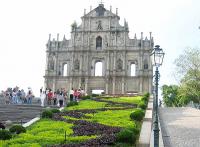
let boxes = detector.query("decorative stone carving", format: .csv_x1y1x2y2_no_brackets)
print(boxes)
97,20,103,30
117,59,123,70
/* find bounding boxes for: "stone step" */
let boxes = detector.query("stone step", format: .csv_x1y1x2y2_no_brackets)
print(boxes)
0,103,59,125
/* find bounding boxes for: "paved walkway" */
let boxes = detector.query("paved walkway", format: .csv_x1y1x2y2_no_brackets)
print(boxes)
159,107,200,147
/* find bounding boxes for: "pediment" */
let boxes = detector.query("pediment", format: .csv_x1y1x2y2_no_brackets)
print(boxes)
83,4,118,18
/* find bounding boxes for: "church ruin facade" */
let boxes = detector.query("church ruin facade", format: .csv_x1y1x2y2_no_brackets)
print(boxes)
44,4,154,95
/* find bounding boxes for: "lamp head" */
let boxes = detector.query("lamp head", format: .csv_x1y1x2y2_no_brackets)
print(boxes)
151,45,165,67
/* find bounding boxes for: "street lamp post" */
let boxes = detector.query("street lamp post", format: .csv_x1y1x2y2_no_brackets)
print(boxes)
151,45,165,147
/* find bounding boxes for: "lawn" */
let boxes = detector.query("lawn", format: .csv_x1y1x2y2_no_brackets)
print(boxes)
85,109,136,129
65,99,107,110
101,96,142,104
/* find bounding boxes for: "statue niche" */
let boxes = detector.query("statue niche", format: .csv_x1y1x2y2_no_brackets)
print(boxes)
74,59,80,70
117,59,123,71
49,56,54,70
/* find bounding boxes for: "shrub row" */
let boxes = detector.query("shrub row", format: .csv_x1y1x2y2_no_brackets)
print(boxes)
138,92,150,110
130,108,145,121
67,101,78,107
42,108,60,119
0,125,26,140
81,95,91,100
116,127,139,144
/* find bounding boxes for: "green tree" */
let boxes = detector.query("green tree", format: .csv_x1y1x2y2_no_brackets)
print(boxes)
174,48,200,105
162,85,179,107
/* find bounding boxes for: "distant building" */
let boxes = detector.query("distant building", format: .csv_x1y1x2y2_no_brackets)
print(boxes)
44,4,153,95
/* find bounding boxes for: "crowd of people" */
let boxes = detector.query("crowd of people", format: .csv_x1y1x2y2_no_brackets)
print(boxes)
1,86,34,104
0,86,86,107
40,87,85,107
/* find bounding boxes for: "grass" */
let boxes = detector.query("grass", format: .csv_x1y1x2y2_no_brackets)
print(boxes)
101,96,142,104
85,109,136,129
2,119,96,146
65,99,107,110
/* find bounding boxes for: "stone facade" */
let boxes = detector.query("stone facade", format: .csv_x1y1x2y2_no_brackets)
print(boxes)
44,4,154,95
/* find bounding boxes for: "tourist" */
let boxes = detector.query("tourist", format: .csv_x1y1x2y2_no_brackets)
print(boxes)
40,87,43,97
21,89,26,104
12,88,17,104
69,88,74,102
81,88,85,97
57,92,64,107
47,89,53,105
27,87,33,104
53,92,57,105
40,91,46,107
5,92,10,104
77,88,81,101
73,89,78,102
17,90,22,104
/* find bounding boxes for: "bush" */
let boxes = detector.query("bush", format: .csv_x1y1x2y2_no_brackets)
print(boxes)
116,128,137,144
81,95,91,100
130,109,145,121
67,101,78,107
50,109,60,113
91,94,99,97
144,92,150,98
0,130,12,140
42,110,53,118
138,101,147,110
141,92,150,103
9,125,26,134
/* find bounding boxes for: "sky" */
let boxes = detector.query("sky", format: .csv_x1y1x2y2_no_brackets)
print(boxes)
0,0,200,96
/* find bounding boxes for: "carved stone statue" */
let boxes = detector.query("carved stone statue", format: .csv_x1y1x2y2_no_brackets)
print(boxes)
117,59,123,70
97,20,103,30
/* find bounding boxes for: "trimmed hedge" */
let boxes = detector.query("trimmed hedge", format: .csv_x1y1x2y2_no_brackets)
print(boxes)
50,108,60,113
67,101,78,107
130,109,145,121
9,125,26,134
91,94,99,97
116,128,137,144
141,92,150,103
0,130,12,140
42,110,53,118
138,101,147,110
81,95,91,100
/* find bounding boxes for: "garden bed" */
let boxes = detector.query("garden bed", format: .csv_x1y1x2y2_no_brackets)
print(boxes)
0,95,147,146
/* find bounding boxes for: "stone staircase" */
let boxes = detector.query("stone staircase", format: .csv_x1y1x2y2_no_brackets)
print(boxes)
0,96,59,125
0,104,43,124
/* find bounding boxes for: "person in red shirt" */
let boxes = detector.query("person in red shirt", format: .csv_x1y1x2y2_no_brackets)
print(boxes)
73,89,78,102
47,90,53,105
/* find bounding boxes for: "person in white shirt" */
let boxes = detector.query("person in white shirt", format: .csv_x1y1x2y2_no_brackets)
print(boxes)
40,91,46,107
69,88,74,102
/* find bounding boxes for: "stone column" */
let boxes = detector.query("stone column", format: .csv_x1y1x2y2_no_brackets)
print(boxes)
85,78,88,95
139,77,143,94
112,77,116,95
122,77,125,94
80,55,83,74
105,78,109,94
52,79,56,92
79,78,82,89
106,51,110,75
69,77,73,90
